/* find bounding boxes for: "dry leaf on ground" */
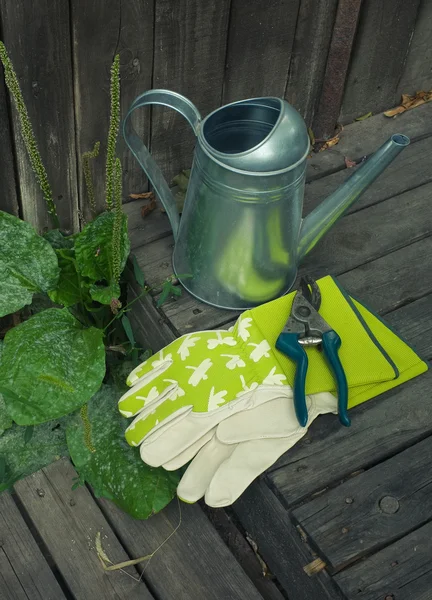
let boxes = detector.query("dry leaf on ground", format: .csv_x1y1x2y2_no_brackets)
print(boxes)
384,90,432,118
319,135,340,152
140,196,157,219
129,191,155,200
355,112,373,121
344,157,356,168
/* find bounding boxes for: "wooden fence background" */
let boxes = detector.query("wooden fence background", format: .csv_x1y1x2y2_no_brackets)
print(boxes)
0,0,431,234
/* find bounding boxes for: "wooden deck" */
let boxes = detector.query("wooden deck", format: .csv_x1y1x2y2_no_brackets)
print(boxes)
2,104,432,600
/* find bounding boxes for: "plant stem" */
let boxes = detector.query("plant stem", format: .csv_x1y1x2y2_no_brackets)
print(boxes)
82,141,100,216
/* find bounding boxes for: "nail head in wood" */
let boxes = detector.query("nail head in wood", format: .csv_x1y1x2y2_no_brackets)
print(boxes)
379,496,400,514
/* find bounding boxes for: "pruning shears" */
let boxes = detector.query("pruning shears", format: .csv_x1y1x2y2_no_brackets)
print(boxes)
276,276,350,428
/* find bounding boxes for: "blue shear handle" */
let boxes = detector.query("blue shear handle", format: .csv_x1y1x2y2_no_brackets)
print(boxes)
321,330,351,427
275,333,309,427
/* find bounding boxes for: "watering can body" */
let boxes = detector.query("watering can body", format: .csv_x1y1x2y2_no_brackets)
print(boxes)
124,90,409,310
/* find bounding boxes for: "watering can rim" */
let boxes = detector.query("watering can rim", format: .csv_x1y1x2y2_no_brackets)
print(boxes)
198,95,311,176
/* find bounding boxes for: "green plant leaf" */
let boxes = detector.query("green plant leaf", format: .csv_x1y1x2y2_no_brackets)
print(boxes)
0,211,60,317
0,308,106,425
89,281,121,305
0,342,13,435
0,419,68,492
74,211,130,283
48,248,83,307
157,279,182,307
121,315,135,347
44,229,74,250
131,254,145,287
66,384,179,518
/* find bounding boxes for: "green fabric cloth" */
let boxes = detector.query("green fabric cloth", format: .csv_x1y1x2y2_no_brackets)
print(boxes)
118,275,428,447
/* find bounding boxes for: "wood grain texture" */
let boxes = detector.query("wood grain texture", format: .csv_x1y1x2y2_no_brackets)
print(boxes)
123,199,171,250
334,520,432,600
292,436,432,571
0,0,79,234
14,459,153,600
340,0,422,123
97,496,265,600
232,481,345,600
307,102,432,182
304,134,432,219
0,492,66,600
285,0,338,126
397,0,432,98
151,0,230,184
0,77,18,216
223,0,299,103
269,367,432,508
312,0,362,138
300,181,432,279
71,0,154,218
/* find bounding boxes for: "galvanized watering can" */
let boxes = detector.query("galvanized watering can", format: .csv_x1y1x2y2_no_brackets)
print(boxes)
123,90,409,310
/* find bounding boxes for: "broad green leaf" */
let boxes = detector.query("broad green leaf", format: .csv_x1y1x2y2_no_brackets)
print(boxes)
48,248,83,307
0,309,106,425
44,229,74,250
0,211,60,317
0,342,12,435
89,281,121,305
74,211,130,283
66,385,179,519
0,419,68,492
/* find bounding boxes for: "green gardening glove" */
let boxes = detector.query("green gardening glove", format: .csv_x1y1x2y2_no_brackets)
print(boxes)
118,311,293,466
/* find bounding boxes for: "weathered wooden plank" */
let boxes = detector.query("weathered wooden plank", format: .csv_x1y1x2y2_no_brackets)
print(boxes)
223,0,299,103
0,492,66,599
71,0,154,217
304,134,432,219
337,235,432,315
124,199,172,250
0,0,79,234
0,78,19,216
0,548,27,600
132,236,175,291
301,181,432,278
292,436,432,571
340,0,422,123
307,102,432,182
334,520,432,600
14,459,153,600
97,496,265,600
312,0,362,138
204,507,286,600
285,0,338,126
397,0,432,98
151,0,230,184
269,367,432,508
232,481,345,600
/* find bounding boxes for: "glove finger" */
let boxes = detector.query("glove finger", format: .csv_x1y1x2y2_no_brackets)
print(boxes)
217,392,337,442
205,395,337,507
204,437,296,508
162,429,215,471
176,434,235,504
139,410,229,466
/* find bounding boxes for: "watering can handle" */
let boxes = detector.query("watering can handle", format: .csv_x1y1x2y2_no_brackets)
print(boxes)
122,90,202,241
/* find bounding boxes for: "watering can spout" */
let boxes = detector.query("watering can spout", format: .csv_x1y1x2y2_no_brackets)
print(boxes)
297,134,410,261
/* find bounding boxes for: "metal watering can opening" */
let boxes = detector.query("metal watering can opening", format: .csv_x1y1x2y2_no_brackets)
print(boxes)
123,90,410,310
